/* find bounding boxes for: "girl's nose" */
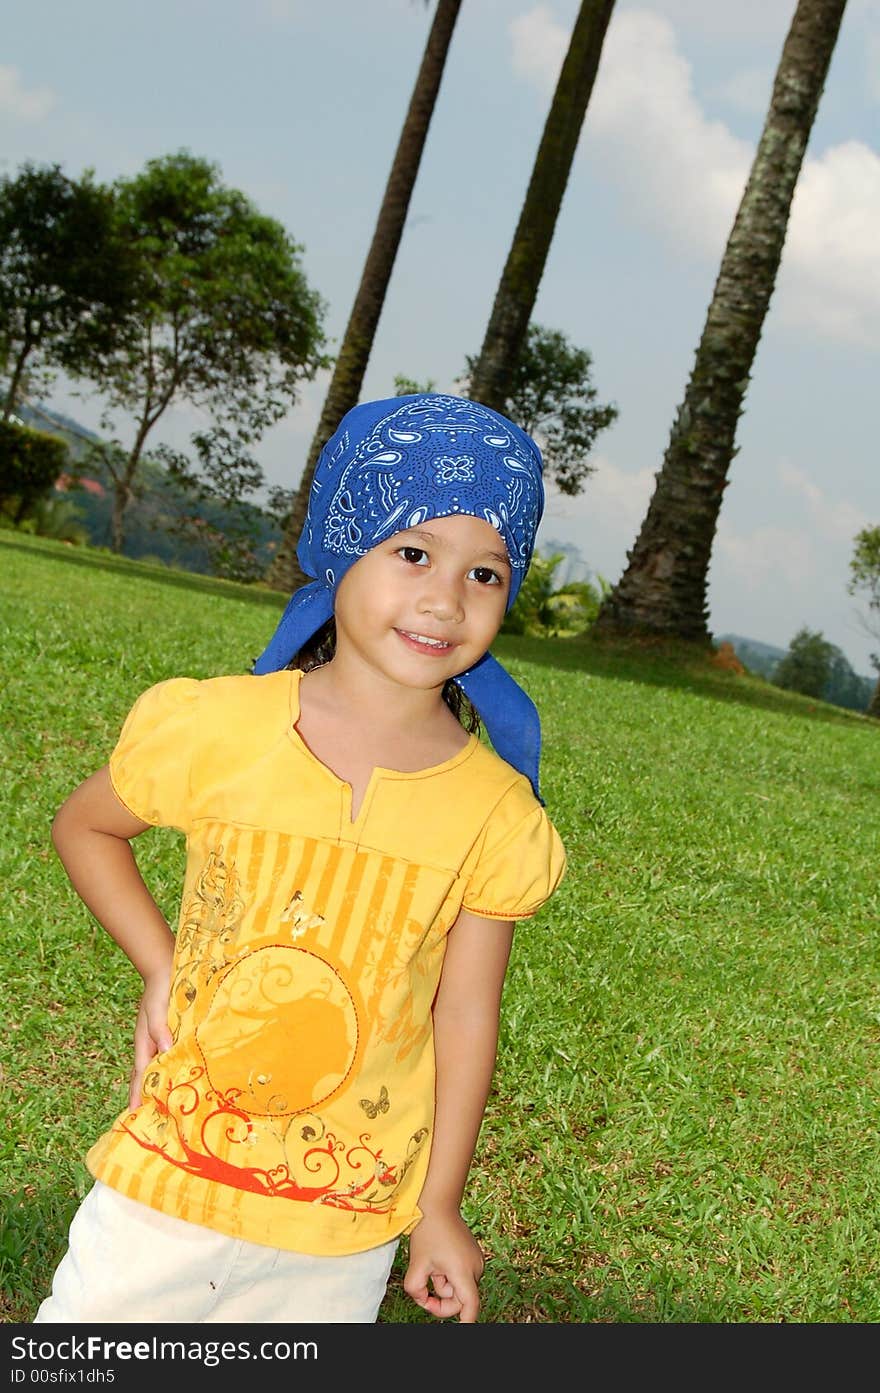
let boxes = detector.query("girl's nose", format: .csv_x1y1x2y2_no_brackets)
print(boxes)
419,573,464,623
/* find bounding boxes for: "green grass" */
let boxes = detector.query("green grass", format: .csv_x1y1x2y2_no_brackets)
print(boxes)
2,530,879,1323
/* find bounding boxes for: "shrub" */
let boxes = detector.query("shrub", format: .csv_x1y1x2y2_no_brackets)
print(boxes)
0,418,69,523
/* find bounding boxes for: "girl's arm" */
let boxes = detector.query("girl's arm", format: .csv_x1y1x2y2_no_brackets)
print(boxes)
404,906,514,1324
52,765,176,1107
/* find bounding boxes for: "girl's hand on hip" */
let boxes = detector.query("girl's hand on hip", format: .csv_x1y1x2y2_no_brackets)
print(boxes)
129,969,173,1110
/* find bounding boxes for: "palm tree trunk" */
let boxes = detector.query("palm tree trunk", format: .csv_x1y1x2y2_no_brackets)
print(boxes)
266,0,463,595
467,0,616,414
594,0,848,642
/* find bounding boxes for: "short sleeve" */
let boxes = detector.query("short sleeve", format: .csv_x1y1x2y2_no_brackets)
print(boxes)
108,678,202,830
463,780,567,922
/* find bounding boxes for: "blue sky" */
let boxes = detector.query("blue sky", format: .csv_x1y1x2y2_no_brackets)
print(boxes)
3,0,878,673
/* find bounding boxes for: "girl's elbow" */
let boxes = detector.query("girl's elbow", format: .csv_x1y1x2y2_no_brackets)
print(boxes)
51,795,85,851
51,803,73,853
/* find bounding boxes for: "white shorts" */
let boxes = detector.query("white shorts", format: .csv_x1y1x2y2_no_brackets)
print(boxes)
34,1181,399,1324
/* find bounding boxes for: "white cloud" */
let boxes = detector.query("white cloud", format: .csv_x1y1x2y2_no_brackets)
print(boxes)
510,6,880,346
712,66,776,115
0,66,56,122
543,453,655,532
714,520,813,591
627,0,798,43
510,6,568,87
709,515,878,669
777,459,870,543
776,140,880,344
511,6,751,256
536,453,656,583
262,0,301,20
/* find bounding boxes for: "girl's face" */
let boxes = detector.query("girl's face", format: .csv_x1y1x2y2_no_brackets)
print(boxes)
332,513,512,692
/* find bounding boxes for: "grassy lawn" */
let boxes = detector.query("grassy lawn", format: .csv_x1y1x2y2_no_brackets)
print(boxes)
2,530,878,1324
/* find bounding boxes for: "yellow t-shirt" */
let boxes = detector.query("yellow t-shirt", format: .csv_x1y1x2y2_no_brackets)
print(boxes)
87,669,566,1256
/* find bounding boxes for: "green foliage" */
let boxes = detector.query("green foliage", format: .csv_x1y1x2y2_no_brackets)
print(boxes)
849,526,880,606
848,526,880,675
101,151,329,438
393,373,436,396
462,323,618,495
773,627,836,698
14,493,90,545
45,150,330,553
823,648,875,713
501,550,606,637
0,161,137,416
720,633,874,714
0,418,69,523
153,429,271,583
64,445,281,578
3,535,880,1323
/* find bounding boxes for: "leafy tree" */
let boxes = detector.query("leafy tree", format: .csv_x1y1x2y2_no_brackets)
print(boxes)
467,0,616,412
848,526,880,623
268,0,464,594
595,0,848,642
82,151,327,553
0,162,136,419
501,550,607,637
773,627,836,698
462,323,617,495
822,648,874,713
0,418,69,523
848,524,880,717
393,373,437,396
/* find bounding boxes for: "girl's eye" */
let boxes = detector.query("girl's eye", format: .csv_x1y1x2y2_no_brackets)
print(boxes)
399,546,429,566
468,566,501,586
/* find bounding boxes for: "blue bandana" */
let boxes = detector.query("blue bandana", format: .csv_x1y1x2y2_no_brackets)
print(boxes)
253,393,547,799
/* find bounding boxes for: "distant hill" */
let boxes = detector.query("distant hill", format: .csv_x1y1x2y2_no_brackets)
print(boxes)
718,631,875,714
15,400,102,463
12,398,282,577
716,633,786,681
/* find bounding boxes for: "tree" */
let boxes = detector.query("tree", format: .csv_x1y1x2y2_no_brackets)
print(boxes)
462,322,617,495
501,550,607,637
848,524,880,717
154,429,270,582
84,151,327,552
0,418,69,523
773,627,835,699
594,0,848,642
822,648,874,713
467,0,617,412
393,373,437,396
267,0,464,594
0,162,136,420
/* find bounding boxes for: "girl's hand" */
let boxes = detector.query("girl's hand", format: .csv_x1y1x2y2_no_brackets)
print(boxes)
403,1209,485,1323
129,970,173,1110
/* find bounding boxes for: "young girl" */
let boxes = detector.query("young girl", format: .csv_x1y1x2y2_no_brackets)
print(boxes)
35,392,566,1325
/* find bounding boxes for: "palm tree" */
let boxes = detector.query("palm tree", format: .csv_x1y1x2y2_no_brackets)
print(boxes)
467,0,616,413
267,0,463,594
594,0,848,642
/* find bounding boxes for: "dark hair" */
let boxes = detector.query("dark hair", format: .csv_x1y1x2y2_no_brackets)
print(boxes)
290,618,482,735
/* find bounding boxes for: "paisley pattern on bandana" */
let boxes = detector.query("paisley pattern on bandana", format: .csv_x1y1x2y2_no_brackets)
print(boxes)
298,395,544,588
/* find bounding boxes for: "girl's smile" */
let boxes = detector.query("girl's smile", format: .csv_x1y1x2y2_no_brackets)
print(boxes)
396,629,456,654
